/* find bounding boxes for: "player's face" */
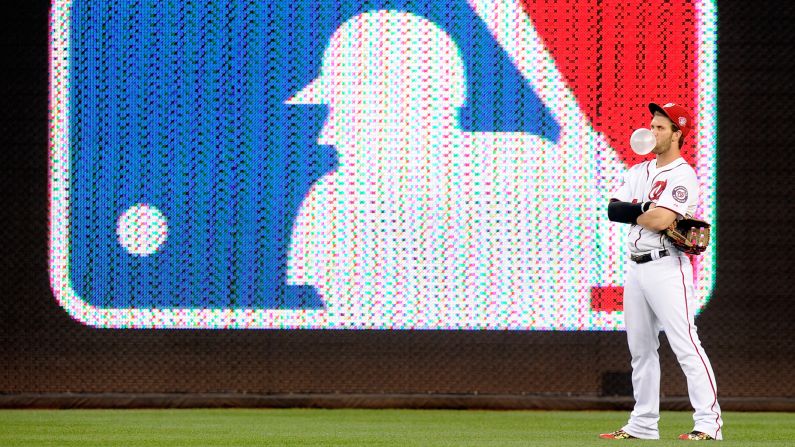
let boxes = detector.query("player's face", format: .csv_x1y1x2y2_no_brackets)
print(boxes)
650,113,678,155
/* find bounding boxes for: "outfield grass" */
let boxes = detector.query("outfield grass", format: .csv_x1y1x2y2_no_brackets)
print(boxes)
1,409,793,446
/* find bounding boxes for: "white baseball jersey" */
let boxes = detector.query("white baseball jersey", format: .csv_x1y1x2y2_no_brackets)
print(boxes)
611,157,699,254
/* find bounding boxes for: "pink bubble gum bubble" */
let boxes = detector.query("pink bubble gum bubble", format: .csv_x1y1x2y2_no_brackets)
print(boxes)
630,128,655,155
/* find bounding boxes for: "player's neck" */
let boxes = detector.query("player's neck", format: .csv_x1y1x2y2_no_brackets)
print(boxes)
655,147,681,168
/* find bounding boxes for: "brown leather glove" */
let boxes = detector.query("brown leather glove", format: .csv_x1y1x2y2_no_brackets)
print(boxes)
665,218,711,255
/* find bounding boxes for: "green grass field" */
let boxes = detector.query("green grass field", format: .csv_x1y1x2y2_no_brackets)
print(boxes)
1,409,793,446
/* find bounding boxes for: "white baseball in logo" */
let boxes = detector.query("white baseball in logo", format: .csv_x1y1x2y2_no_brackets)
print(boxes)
116,203,169,256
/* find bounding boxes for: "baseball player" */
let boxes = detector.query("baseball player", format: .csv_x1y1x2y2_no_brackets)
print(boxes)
284,10,624,329
600,103,723,440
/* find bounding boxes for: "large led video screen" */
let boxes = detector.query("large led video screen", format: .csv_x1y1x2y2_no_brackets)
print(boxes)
50,0,717,329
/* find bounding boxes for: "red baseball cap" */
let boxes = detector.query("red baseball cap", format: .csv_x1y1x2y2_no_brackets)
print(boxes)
649,102,693,138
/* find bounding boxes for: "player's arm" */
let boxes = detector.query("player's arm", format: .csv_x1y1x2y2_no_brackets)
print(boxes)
636,205,677,231
607,199,653,224
640,167,698,232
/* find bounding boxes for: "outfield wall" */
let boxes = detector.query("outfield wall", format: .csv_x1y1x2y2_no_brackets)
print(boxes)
2,1,793,408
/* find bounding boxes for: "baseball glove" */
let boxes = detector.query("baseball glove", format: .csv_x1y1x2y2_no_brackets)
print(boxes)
665,217,711,255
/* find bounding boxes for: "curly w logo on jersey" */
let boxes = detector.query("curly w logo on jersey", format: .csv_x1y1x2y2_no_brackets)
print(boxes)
649,181,668,202
49,0,717,329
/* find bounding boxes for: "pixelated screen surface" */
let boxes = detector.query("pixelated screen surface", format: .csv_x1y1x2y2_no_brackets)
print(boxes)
50,0,717,329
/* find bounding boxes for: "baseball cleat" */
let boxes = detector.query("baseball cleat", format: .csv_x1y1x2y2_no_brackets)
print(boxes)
678,431,715,440
599,429,637,439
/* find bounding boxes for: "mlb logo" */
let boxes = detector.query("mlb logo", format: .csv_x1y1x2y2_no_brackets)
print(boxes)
49,0,717,329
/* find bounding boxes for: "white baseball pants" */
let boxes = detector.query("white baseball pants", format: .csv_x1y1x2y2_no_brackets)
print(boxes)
621,253,723,440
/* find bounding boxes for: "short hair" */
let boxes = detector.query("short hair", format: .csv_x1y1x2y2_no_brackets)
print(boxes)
671,123,685,148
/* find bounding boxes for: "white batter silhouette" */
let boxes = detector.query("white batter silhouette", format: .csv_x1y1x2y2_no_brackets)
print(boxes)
285,9,626,329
